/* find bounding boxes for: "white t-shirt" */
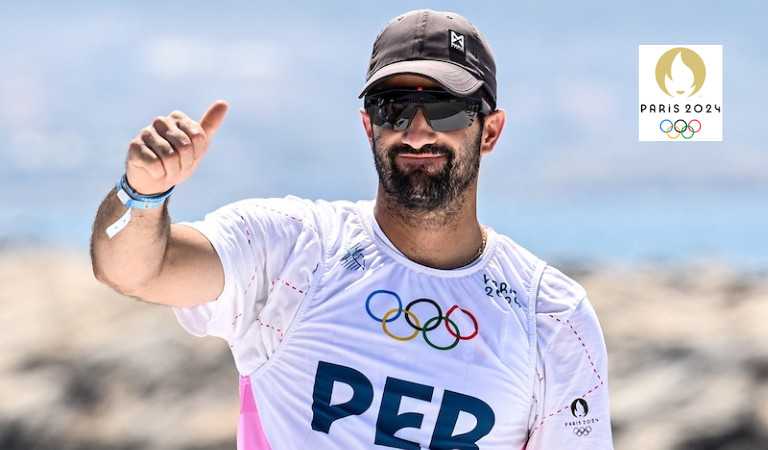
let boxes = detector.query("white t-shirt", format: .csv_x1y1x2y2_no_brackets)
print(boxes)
174,196,614,450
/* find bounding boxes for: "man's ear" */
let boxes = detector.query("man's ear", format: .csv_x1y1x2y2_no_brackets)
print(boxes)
360,108,374,145
480,109,506,155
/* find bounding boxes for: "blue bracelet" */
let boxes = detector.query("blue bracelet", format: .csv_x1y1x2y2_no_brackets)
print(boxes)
106,174,175,238
115,174,175,210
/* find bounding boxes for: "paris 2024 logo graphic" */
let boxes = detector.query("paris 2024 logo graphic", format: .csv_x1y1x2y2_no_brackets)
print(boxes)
638,45,722,141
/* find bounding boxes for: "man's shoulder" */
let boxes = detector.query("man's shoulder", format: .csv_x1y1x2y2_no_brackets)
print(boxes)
489,231,547,283
491,232,541,262
491,232,585,294
491,232,587,315
534,263,589,346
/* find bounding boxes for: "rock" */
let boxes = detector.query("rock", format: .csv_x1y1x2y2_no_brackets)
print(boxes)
577,260,768,450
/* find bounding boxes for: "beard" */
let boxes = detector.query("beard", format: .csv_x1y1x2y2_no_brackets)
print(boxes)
371,128,483,212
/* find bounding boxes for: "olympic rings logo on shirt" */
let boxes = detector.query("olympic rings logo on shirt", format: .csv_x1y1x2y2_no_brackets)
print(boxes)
660,119,701,139
573,426,592,437
365,290,479,351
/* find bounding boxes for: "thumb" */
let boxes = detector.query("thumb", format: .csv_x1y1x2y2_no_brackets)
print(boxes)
200,100,229,140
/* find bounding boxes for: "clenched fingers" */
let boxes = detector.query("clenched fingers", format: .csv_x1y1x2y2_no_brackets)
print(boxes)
140,121,181,179
127,137,166,181
153,116,195,172
171,111,207,161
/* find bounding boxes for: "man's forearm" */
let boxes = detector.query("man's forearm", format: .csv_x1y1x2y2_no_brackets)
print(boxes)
90,188,171,298
91,101,228,304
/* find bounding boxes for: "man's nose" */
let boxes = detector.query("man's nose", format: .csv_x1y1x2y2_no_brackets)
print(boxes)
401,108,438,150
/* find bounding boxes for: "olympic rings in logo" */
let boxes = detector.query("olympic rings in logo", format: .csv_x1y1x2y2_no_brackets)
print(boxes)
365,290,479,351
660,119,701,139
573,426,592,437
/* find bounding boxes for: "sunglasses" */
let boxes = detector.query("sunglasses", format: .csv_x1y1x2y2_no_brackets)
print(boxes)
364,88,492,132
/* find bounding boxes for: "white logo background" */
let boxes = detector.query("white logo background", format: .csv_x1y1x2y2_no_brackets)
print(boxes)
639,45,722,141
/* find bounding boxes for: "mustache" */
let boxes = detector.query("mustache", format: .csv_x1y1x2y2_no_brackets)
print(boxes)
390,144,453,157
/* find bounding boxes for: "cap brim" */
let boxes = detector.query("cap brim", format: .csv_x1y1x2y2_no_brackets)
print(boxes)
358,60,484,98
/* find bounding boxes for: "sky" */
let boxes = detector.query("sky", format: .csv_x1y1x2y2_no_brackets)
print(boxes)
1,0,766,267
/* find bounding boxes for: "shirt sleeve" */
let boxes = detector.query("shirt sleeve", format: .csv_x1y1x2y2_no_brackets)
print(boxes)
525,266,614,449
172,196,324,374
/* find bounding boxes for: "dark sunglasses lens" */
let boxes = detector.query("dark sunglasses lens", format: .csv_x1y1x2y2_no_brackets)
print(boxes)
366,103,416,130
365,91,483,132
422,102,478,131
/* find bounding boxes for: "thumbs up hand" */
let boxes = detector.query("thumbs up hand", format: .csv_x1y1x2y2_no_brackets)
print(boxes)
125,100,228,195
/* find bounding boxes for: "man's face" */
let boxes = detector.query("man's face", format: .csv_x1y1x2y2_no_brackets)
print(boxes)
367,76,484,212
371,120,482,211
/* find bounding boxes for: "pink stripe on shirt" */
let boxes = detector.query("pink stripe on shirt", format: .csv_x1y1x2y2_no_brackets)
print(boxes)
238,376,273,450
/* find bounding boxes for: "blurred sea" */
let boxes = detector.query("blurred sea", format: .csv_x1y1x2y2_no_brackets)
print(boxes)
2,181,766,270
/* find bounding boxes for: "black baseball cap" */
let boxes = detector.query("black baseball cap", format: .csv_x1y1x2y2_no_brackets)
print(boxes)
359,9,497,109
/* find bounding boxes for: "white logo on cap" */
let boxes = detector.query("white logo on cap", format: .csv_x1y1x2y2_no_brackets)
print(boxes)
450,30,465,53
